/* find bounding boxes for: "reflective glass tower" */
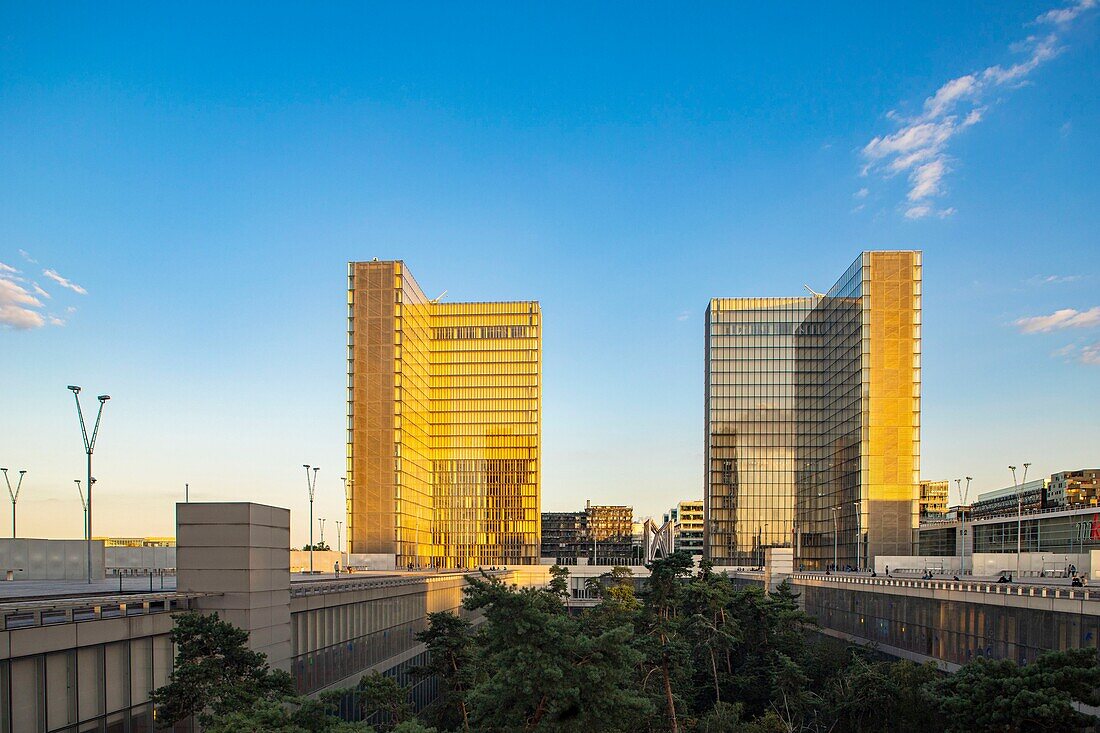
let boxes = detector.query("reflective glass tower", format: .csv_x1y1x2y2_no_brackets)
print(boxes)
706,251,921,570
705,297,814,566
346,260,541,568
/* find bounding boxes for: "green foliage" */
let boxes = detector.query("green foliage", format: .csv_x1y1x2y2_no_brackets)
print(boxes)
414,612,474,731
547,564,570,599
461,571,652,731
356,672,412,731
202,697,377,732
932,648,1100,732
151,611,295,728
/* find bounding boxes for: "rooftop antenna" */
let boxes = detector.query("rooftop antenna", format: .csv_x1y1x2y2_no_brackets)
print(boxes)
803,284,825,298
430,290,448,304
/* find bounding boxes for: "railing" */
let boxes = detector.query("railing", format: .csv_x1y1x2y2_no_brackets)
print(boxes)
791,572,1100,602
0,591,217,631
290,570,510,598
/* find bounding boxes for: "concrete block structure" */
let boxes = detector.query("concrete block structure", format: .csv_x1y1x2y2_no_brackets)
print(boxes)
176,502,292,671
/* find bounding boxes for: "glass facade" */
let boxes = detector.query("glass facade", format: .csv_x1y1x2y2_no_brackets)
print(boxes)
706,251,921,570
347,261,541,568
801,582,1100,668
705,297,814,566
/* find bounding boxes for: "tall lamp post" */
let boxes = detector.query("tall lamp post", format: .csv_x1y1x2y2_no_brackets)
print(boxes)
74,480,89,541
69,387,109,584
0,469,26,538
318,518,326,549
303,465,319,573
851,501,861,571
335,520,343,575
955,477,972,574
831,505,840,572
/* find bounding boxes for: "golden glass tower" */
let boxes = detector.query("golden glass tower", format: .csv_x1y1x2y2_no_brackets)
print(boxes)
706,251,921,570
346,261,541,568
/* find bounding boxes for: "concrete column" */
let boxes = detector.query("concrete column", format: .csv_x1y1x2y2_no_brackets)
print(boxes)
176,502,292,671
764,547,794,592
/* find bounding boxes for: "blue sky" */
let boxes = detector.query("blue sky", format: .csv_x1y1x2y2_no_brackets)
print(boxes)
1,2,1097,544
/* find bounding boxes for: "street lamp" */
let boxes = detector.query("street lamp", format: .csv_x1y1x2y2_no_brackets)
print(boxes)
955,477,972,574
74,480,89,541
303,465,319,574
318,517,326,549
69,387,110,583
851,501,861,571
0,469,27,538
341,476,351,552
335,520,344,576
831,506,840,572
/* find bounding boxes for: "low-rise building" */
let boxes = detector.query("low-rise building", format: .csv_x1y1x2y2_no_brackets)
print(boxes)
919,480,949,519
969,479,1049,519
664,500,704,556
1049,469,1100,509
540,501,635,564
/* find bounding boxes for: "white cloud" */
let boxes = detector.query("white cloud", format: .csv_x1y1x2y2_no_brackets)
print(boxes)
0,261,17,275
1032,274,1083,285
47,315,65,327
42,268,87,295
1038,0,1097,25
1014,306,1100,333
0,276,46,329
1082,342,1100,365
31,282,51,299
854,188,869,199
904,204,955,220
18,249,37,264
860,1,1096,218
677,311,690,322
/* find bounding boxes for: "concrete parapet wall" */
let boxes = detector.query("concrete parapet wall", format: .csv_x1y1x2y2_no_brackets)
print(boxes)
0,539,105,580
176,502,292,671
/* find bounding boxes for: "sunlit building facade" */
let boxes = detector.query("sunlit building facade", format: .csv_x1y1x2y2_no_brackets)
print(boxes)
705,297,814,566
919,480,950,518
706,251,921,570
346,260,540,568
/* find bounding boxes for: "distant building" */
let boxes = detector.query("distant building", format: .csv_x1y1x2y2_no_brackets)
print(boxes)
919,480,949,518
540,511,586,560
664,500,704,556
970,479,1049,519
540,501,634,564
94,536,176,547
1049,469,1100,509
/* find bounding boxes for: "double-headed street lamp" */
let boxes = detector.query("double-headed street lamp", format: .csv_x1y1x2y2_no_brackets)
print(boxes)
0,469,27,538
303,465,319,573
955,477,972,573
69,387,109,584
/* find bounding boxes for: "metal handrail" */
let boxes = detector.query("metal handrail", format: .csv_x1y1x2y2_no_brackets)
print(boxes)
790,572,1099,602
290,570,510,598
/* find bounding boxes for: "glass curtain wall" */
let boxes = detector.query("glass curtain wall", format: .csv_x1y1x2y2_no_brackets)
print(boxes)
706,251,921,571
705,297,813,566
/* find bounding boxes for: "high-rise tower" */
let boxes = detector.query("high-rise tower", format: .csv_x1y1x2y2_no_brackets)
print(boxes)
346,260,541,568
705,251,921,569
